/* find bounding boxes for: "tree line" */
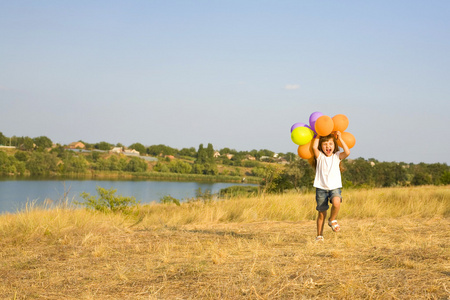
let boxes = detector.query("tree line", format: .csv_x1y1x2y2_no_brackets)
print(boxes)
1,132,449,189
266,157,450,193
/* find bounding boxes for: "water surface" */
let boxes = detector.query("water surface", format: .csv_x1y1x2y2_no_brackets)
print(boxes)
0,179,255,213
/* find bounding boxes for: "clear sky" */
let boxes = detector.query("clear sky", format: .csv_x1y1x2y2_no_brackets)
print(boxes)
1,1,449,164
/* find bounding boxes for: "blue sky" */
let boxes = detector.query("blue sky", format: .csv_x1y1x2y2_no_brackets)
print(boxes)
1,1,449,164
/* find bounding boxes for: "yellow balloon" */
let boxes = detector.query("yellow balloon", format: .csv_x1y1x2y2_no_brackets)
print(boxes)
291,126,314,145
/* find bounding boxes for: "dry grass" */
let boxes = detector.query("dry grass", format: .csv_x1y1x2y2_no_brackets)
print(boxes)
0,186,449,299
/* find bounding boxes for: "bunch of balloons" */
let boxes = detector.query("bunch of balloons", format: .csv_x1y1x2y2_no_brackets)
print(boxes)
290,112,356,159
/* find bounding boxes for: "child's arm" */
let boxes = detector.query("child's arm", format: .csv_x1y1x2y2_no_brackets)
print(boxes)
312,135,321,158
336,131,350,160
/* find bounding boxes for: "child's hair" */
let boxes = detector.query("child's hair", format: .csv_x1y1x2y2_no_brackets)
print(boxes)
319,134,339,155
309,134,340,170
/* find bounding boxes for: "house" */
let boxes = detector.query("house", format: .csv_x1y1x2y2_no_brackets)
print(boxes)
278,158,288,164
213,151,221,158
246,155,256,161
124,149,140,156
226,154,234,160
111,147,123,154
68,142,85,149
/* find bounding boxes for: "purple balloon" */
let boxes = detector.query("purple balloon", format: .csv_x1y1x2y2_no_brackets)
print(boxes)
290,122,308,132
309,112,323,132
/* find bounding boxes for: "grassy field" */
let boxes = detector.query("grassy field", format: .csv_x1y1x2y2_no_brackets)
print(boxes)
0,186,449,299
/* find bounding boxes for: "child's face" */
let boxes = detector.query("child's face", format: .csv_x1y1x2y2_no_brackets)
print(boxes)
321,138,335,157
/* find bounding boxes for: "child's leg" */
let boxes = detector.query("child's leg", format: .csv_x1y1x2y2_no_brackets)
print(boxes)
329,196,341,222
317,210,327,236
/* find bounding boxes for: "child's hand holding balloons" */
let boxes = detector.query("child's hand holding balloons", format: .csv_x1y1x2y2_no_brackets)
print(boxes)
291,112,356,159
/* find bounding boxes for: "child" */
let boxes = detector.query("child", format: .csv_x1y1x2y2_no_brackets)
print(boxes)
312,131,350,242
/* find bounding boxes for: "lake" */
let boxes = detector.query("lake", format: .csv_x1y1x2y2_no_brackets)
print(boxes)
0,179,257,214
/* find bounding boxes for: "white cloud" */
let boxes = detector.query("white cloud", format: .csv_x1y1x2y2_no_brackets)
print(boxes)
284,84,300,90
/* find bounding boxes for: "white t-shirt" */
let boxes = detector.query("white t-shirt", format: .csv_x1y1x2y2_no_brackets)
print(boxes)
313,152,342,190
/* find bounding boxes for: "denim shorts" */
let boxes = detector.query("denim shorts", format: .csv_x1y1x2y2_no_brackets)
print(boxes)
315,188,342,211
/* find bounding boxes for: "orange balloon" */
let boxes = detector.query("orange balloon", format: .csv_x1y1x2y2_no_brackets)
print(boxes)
315,115,334,136
297,141,314,159
337,132,356,149
332,114,349,132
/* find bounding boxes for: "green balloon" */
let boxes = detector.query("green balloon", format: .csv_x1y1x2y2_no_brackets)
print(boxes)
291,126,314,145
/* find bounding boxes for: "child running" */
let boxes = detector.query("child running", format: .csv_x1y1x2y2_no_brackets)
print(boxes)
312,131,350,242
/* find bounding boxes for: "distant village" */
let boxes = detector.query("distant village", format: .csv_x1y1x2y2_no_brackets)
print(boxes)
64,142,289,164
0,141,289,164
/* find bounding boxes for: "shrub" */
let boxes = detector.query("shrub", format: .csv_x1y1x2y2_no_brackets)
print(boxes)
195,187,213,202
76,186,139,213
219,185,259,198
160,195,181,206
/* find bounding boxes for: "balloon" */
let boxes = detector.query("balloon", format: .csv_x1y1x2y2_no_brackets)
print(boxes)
291,126,314,145
298,141,314,159
337,132,356,149
309,112,323,133
315,115,334,136
290,122,308,132
332,114,349,132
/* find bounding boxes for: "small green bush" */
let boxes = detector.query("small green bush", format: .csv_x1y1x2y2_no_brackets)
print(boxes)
77,186,139,213
219,185,259,198
160,195,181,206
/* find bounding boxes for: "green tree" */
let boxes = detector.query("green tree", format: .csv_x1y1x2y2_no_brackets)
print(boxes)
372,162,407,187
94,158,110,171
411,172,432,186
196,144,207,164
202,162,218,175
129,143,146,155
14,151,29,162
0,151,16,174
21,137,35,151
284,158,315,190
193,143,218,175
342,158,374,187
206,143,215,162
26,152,58,175
147,144,176,156
62,156,88,173
259,165,284,194
153,161,170,172
270,170,294,193
257,149,275,159
124,157,148,172
50,144,66,158
168,160,192,174
0,132,7,145
191,163,204,174
179,147,196,158
33,136,53,150
426,163,450,185
89,151,101,162
440,171,450,185
107,155,128,171
95,141,113,151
